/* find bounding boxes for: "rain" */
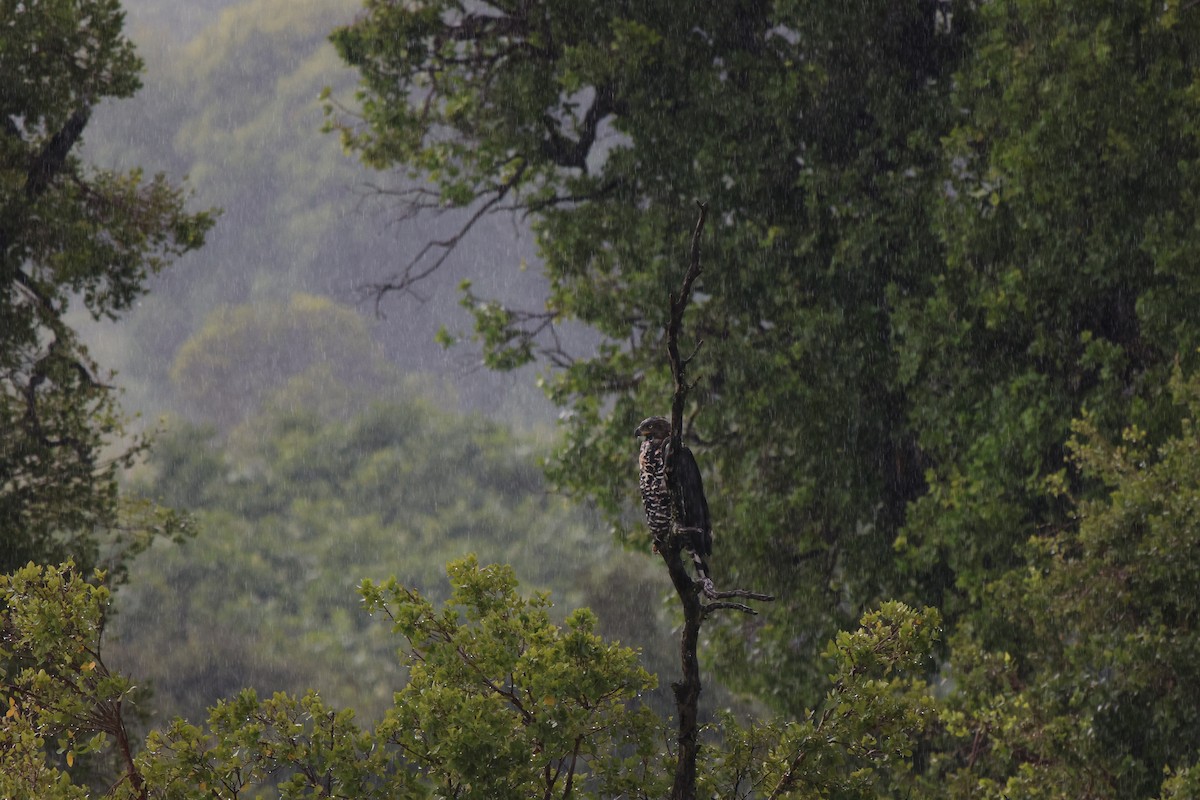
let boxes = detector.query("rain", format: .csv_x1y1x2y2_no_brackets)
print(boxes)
5,1,1200,798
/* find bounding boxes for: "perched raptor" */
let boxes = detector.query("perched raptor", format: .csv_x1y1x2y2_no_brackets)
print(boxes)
635,416,713,589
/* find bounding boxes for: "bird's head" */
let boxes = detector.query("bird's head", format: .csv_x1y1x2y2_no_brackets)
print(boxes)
634,416,671,440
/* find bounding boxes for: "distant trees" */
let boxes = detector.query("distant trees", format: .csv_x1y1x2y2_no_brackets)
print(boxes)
83,0,441,380
111,397,645,725
0,0,214,576
169,293,401,428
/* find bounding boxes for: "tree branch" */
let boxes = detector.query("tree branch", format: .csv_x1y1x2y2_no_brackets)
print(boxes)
700,601,756,616
659,204,773,800
660,202,708,800
666,202,708,447
26,106,91,200
702,588,776,619
112,696,148,800
765,707,835,800
364,160,527,310
539,85,618,172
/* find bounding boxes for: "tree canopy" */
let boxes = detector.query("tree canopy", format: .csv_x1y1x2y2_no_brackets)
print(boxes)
169,293,402,428
329,0,1200,718
326,0,978,711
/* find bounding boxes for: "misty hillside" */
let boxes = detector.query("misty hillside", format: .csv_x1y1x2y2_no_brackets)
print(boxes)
81,0,557,426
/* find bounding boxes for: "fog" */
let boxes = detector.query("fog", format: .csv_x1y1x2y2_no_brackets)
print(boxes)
79,0,571,431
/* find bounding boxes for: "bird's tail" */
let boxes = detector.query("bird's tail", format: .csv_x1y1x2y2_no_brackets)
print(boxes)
676,526,713,585
689,546,713,585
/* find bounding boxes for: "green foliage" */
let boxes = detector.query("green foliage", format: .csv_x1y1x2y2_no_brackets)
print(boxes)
894,0,1200,634
139,689,416,800
0,0,214,576
330,0,1200,727
3,559,941,799
1160,763,1200,800
112,397,674,725
0,563,134,800
327,0,975,712
361,556,664,800
704,602,941,800
923,367,1200,799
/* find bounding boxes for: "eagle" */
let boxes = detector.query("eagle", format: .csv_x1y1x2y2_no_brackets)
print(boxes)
635,416,713,589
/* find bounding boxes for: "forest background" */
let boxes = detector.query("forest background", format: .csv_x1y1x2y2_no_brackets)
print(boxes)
5,0,1200,798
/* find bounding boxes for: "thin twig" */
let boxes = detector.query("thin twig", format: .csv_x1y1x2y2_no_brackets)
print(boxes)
701,602,756,616
365,161,528,312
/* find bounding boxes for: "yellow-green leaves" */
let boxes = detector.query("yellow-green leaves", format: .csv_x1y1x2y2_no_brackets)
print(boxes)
371,556,661,800
0,563,129,800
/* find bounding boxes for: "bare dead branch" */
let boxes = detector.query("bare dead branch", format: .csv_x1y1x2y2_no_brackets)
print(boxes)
658,203,773,800
666,201,708,447
364,161,527,312
708,587,775,602
701,601,756,616
659,202,709,800
681,338,704,368
702,588,776,618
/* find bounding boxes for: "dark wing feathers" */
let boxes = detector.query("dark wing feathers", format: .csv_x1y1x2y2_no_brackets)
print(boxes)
675,445,711,556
